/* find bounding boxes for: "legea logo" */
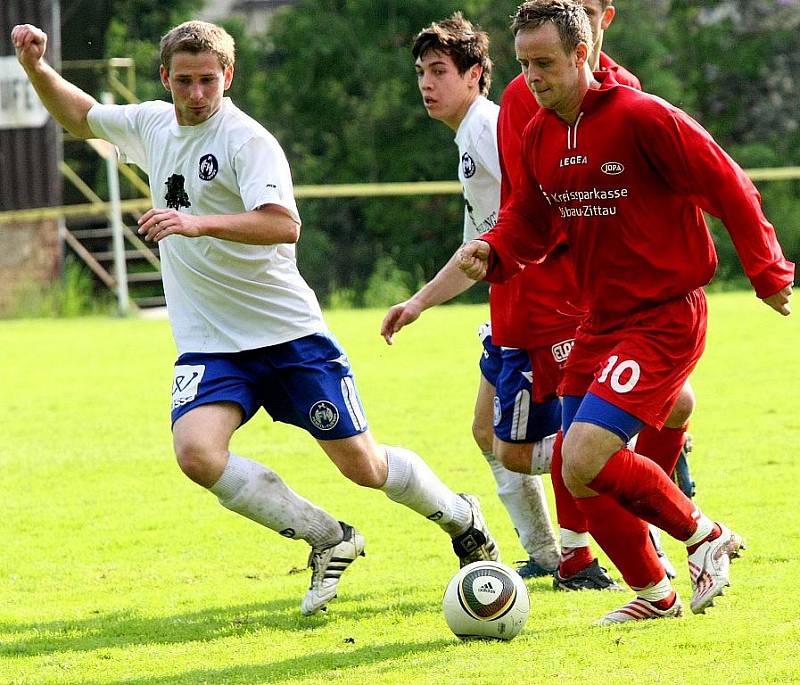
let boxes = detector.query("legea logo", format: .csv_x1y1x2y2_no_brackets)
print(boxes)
601,161,624,175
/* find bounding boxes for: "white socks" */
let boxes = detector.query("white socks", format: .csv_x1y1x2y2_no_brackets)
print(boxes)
560,528,591,549
684,511,714,547
380,445,472,536
635,574,673,602
483,451,558,567
210,453,343,549
530,433,556,475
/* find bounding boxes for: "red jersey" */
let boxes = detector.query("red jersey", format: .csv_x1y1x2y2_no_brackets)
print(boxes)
491,53,642,347
483,71,794,326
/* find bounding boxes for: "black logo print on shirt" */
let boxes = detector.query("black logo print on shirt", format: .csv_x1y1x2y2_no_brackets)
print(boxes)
199,154,219,181
164,174,191,210
462,152,476,178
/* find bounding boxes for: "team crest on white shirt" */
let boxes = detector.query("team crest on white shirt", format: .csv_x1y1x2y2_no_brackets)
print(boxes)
461,151,476,178
309,400,340,430
199,153,219,180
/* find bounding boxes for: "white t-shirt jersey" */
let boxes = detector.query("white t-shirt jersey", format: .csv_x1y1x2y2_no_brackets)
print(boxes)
454,96,501,242
88,98,326,354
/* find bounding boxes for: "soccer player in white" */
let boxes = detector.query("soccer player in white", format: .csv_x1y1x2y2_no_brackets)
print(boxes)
381,13,560,578
13,19,499,616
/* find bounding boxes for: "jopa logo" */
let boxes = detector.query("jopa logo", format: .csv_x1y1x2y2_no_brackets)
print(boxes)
601,161,624,175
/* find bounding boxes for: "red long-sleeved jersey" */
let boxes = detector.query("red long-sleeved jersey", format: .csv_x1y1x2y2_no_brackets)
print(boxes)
483,71,794,327
491,54,642,347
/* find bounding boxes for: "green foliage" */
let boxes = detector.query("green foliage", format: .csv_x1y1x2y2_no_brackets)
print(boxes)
103,0,205,101
3,258,115,319
2,296,800,683
246,0,799,302
362,256,414,308
256,1,478,302
57,0,799,305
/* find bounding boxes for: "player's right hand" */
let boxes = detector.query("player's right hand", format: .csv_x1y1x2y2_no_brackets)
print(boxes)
458,240,490,281
762,283,792,316
11,24,48,68
380,301,422,345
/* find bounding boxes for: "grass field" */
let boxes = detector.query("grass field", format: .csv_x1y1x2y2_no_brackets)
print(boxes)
2,291,799,685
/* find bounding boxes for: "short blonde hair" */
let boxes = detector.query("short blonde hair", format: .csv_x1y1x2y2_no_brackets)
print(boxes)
160,20,235,72
511,0,592,55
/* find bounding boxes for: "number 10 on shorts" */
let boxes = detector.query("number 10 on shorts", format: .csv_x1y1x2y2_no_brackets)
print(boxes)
597,355,641,394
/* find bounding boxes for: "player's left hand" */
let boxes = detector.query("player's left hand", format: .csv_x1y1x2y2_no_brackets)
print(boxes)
762,283,792,316
137,208,203,242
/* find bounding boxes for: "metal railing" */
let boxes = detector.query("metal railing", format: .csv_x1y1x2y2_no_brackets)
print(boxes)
2,168,798,225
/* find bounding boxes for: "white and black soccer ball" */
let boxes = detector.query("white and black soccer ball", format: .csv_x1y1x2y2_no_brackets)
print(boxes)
442,560,530,640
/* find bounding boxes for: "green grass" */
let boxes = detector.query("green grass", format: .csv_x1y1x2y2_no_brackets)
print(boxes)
1,291,799,685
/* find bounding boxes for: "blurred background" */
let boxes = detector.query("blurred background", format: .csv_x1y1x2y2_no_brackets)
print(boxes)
1,0,798,316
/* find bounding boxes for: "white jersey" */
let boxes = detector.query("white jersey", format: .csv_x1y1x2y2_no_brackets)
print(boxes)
88,98,326,354
454,96,501,242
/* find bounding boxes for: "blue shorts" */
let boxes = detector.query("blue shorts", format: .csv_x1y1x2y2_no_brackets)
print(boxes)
171,333,369,440
478,323,561,444
562,392,644,444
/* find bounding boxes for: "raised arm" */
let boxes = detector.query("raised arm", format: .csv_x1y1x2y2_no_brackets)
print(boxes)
11,24,96,139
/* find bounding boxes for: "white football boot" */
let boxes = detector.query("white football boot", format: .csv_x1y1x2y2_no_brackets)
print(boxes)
300,522,365,616
687,523,744,614
596,593,683,626
451,494,500,567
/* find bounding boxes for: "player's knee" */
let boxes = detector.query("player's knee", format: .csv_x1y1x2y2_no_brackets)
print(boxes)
471,419,494,453
173,437,224,486
335,448,386,488
666,384,696,427
495,441,530,474
560,431,595,490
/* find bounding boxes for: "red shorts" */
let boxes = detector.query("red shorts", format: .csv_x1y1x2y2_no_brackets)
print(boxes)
559,290,707,429
527,338,575,403
527,335,575,403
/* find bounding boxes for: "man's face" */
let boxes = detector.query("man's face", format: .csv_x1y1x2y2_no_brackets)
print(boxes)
515,23,588,117
581,1,616,64
415,49,480,130
160,50,233,126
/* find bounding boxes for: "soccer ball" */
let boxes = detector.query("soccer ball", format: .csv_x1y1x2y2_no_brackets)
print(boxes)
442,560,530,640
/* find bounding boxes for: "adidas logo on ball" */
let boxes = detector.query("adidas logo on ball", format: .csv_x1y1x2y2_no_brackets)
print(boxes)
442,561,530,641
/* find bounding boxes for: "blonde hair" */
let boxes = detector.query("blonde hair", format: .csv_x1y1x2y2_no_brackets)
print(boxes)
160,20,235,72
511,0,592,55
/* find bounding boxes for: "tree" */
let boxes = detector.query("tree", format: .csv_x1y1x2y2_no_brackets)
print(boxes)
254,0,492,304
60,0,797,301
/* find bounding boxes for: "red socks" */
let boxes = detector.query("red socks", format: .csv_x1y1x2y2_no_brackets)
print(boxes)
559,545,594,578
551,431,595,577
636,424,687,477
551,431,589,533
652,591,678,610
575,493,664,589
687,523,722,554
589,447,698,541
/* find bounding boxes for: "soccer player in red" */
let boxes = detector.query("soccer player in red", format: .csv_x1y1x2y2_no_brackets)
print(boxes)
459,0,793,624
496,0,690,589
